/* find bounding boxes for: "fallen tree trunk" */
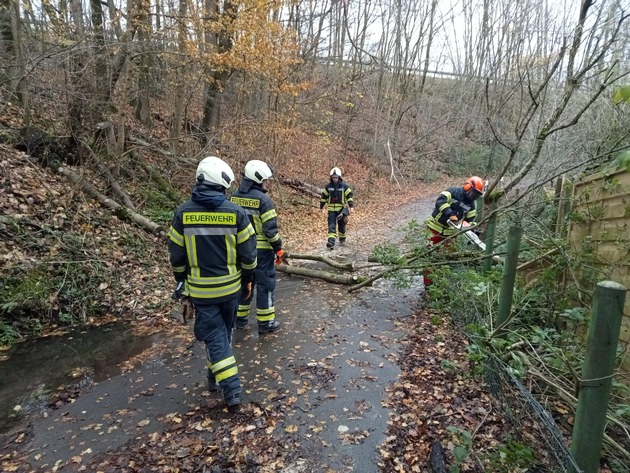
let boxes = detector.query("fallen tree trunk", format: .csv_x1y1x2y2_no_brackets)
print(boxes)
280,177,321,198
89,150,136,209
277,263,366,285
128,136,193,166
285,252,355,271
135,154,184,204
57,165,163,235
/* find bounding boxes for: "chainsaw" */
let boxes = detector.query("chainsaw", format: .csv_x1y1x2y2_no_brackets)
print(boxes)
447,220,486,251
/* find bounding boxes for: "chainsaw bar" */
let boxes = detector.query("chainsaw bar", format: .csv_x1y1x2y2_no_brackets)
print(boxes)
448,221,486,251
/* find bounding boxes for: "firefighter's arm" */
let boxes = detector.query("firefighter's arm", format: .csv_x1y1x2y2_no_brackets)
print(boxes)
260,199,282,251
344,184,354,210
236,213,257,271
167,214,188,283
435,191,454,224
464,207,477,224
320,187,329,210
236,211,257,300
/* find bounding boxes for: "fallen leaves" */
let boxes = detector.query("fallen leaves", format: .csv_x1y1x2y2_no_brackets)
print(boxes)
379,309,508,472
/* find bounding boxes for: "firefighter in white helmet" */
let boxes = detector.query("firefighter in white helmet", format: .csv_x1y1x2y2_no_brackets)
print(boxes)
168,156,257,410
231,160,283,334
320,167,354,249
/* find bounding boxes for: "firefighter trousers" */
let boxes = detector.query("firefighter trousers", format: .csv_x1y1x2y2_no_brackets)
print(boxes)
236,249,277,325
423,228,452,286
327,210,347,245
193,296,240,399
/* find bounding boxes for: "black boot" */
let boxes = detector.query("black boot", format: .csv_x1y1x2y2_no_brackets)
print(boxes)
225,392,242,411
258,320,281,334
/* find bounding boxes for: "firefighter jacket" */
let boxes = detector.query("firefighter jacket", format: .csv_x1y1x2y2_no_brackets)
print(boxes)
426,186,477,235
231,179,282,252
168,185,257,303
320,178,354,212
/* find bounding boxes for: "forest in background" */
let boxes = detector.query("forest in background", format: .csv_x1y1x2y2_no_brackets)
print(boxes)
1,0,629,186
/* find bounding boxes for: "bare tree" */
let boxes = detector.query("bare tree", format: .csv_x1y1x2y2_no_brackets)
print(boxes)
485,0,630,201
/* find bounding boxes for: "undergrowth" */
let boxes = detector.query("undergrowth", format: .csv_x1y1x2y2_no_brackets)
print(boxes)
370,199,630,471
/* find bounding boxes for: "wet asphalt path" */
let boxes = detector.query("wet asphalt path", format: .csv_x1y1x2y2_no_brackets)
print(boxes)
4,199,433,472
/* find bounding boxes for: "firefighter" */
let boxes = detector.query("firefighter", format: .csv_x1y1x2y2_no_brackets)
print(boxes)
168,156,257,410
231,160,283,334
423,176,484,286
320,167,354,249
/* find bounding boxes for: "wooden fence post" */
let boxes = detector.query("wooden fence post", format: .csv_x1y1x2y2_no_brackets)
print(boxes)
556,175,573,237
571,281,627,473
495,226,523,333
482,203,497,274
477,195,484,223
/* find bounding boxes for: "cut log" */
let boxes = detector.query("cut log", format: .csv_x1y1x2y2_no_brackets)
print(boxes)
56,165,162,235
285,252,355,271
277,263,365,285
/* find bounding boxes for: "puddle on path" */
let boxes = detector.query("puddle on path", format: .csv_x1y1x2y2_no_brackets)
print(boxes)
0,322,163,433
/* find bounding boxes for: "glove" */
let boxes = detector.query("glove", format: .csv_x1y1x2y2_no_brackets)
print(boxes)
180,298,194,325
242,282,253,300
275,249,285,266
241,272,254,300
448,215,460,227
171,281,185,301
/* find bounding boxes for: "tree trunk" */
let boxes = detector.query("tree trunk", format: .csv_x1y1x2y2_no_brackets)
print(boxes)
0,0,13,56
55,165,162,235
200,0,235,137
134,0,152,126
9,0,29,120
280,177,321,198
169,0,188,152
68,0,87,139
284,252,355,271
135,154,184,204
90,0,107,121
277,263,365,286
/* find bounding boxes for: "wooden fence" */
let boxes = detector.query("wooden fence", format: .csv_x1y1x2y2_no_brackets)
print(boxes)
567,167,630,342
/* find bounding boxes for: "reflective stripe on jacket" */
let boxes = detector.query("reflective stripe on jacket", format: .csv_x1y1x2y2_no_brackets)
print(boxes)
320,178,354,212
168,190,257,302
426,186,477,235
231,180,282,252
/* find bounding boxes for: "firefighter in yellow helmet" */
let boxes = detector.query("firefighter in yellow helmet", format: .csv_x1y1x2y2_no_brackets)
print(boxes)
168,156,257,410
320,167,354,249
424,176,484,286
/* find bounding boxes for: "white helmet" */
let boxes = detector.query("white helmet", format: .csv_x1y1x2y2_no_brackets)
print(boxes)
330,167,342,177
196,156,235,189
244,160,273,184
